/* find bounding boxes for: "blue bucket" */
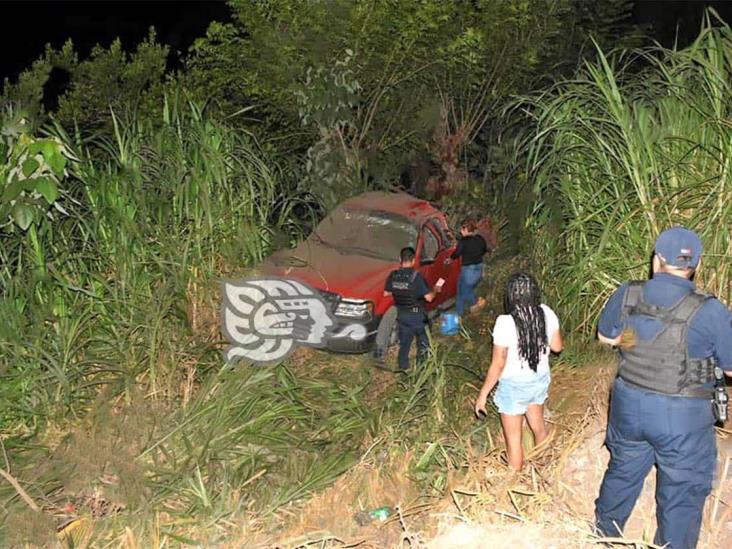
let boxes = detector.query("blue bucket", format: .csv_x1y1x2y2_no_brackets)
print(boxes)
440,312,459,336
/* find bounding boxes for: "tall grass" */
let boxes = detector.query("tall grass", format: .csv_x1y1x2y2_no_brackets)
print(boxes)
1,95,312,422
523,14,732,332
0,96,319,544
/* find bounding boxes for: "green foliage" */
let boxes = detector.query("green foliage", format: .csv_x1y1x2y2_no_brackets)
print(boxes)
523,13,732,333
1,30,169,132
570,0,647,54
0,95,312,438
296,50,369,208
186,0,605,205
0,107,73,231
56,30,169,130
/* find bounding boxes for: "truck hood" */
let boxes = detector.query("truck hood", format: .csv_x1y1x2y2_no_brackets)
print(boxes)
261,239,396,299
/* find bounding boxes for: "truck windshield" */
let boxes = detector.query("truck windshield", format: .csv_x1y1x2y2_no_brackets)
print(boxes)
313,207,417,261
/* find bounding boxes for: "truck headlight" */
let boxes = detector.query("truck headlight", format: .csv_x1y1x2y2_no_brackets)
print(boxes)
334,299,374,320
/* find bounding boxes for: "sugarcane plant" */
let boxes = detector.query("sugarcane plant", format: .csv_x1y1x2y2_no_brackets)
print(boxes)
521,10,732,333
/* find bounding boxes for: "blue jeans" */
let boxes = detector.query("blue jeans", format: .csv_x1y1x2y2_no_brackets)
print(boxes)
456,263,483,316
397,313,428,370
595,378,716,549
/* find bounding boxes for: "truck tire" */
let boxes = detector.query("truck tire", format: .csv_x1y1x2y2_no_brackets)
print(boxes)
373,307,398,359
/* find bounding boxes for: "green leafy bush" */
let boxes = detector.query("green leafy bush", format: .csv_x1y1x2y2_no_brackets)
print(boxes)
0,108,73,231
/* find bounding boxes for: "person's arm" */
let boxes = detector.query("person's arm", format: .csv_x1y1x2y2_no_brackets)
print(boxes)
544,306,563,353
705,300,732,378
383,272,393,298
415,273,438,302
597,284,628,347
475,344,507,416
450,238,464,260
550,329,564,353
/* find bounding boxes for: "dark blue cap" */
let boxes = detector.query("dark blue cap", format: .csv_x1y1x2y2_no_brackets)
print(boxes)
654,227,702,268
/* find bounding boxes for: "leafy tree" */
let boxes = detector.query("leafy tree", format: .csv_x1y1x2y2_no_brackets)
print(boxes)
0,106,73,233
56,30,169,131
185,1,570,204
1,30,169,133
185,0,646,207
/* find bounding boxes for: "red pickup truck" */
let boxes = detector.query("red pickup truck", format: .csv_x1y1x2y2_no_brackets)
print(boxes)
262,191,461,356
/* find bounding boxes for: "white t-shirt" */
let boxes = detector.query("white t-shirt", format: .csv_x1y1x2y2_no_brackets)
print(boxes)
492,304,560,380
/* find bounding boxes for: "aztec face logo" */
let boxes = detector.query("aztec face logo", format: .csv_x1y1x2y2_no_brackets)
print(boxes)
221,278,367,364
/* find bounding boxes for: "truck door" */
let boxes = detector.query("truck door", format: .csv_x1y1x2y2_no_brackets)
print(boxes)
416,220,455,308
428,216,460,301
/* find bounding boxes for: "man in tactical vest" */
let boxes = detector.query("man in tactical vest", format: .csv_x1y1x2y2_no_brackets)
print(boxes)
384,247,440,371
594,227,732,549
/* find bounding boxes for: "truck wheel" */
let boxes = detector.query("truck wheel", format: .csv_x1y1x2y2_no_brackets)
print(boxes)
373,307,398,359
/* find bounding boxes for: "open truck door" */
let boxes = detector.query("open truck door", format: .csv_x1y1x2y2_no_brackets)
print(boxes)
416,217,459,309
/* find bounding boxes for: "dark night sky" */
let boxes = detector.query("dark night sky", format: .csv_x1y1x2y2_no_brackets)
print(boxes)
633,0,732,47
1,1,732,83
0,1,232,81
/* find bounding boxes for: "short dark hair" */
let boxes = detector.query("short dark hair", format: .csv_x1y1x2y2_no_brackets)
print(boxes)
400,247,416,263
461,219,478,233
657,255,696,278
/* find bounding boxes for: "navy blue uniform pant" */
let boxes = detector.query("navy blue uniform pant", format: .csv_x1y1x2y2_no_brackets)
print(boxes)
397,313,428,370
595,378,716,549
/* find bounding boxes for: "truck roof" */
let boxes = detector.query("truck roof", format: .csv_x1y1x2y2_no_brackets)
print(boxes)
340,191,437,223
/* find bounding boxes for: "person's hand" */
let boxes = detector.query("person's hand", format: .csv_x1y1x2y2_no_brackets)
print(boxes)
474,394,488,418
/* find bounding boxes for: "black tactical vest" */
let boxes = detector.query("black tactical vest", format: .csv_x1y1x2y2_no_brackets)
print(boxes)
391,268,423,313
618,281,716,398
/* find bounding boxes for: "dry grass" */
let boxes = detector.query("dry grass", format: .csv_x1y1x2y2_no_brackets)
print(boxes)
426,365,732,549
264,451,422,548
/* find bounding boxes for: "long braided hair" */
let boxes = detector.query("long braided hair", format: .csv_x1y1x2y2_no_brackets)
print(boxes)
505,272,547,372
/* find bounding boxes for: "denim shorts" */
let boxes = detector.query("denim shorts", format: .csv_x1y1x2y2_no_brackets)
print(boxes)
493,372,550,415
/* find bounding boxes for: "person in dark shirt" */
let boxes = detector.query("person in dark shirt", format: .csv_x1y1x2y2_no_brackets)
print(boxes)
384,247,441,370
451,219,488,317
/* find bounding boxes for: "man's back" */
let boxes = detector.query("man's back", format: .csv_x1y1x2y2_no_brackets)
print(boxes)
385,267,429,316
599,272,732,365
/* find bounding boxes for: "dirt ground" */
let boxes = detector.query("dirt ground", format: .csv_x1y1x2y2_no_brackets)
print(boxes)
259,363,732,548
428,366,732,549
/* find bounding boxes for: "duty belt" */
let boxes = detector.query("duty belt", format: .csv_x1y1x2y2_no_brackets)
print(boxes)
619,376,712,399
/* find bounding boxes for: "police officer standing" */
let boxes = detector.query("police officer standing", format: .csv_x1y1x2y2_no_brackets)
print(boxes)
595,227,732,549
384,247,440,371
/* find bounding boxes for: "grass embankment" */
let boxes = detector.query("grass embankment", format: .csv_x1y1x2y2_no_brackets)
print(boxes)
3,246,537,546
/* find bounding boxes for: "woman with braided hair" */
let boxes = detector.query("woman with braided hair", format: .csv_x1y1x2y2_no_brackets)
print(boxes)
474,273,563,471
